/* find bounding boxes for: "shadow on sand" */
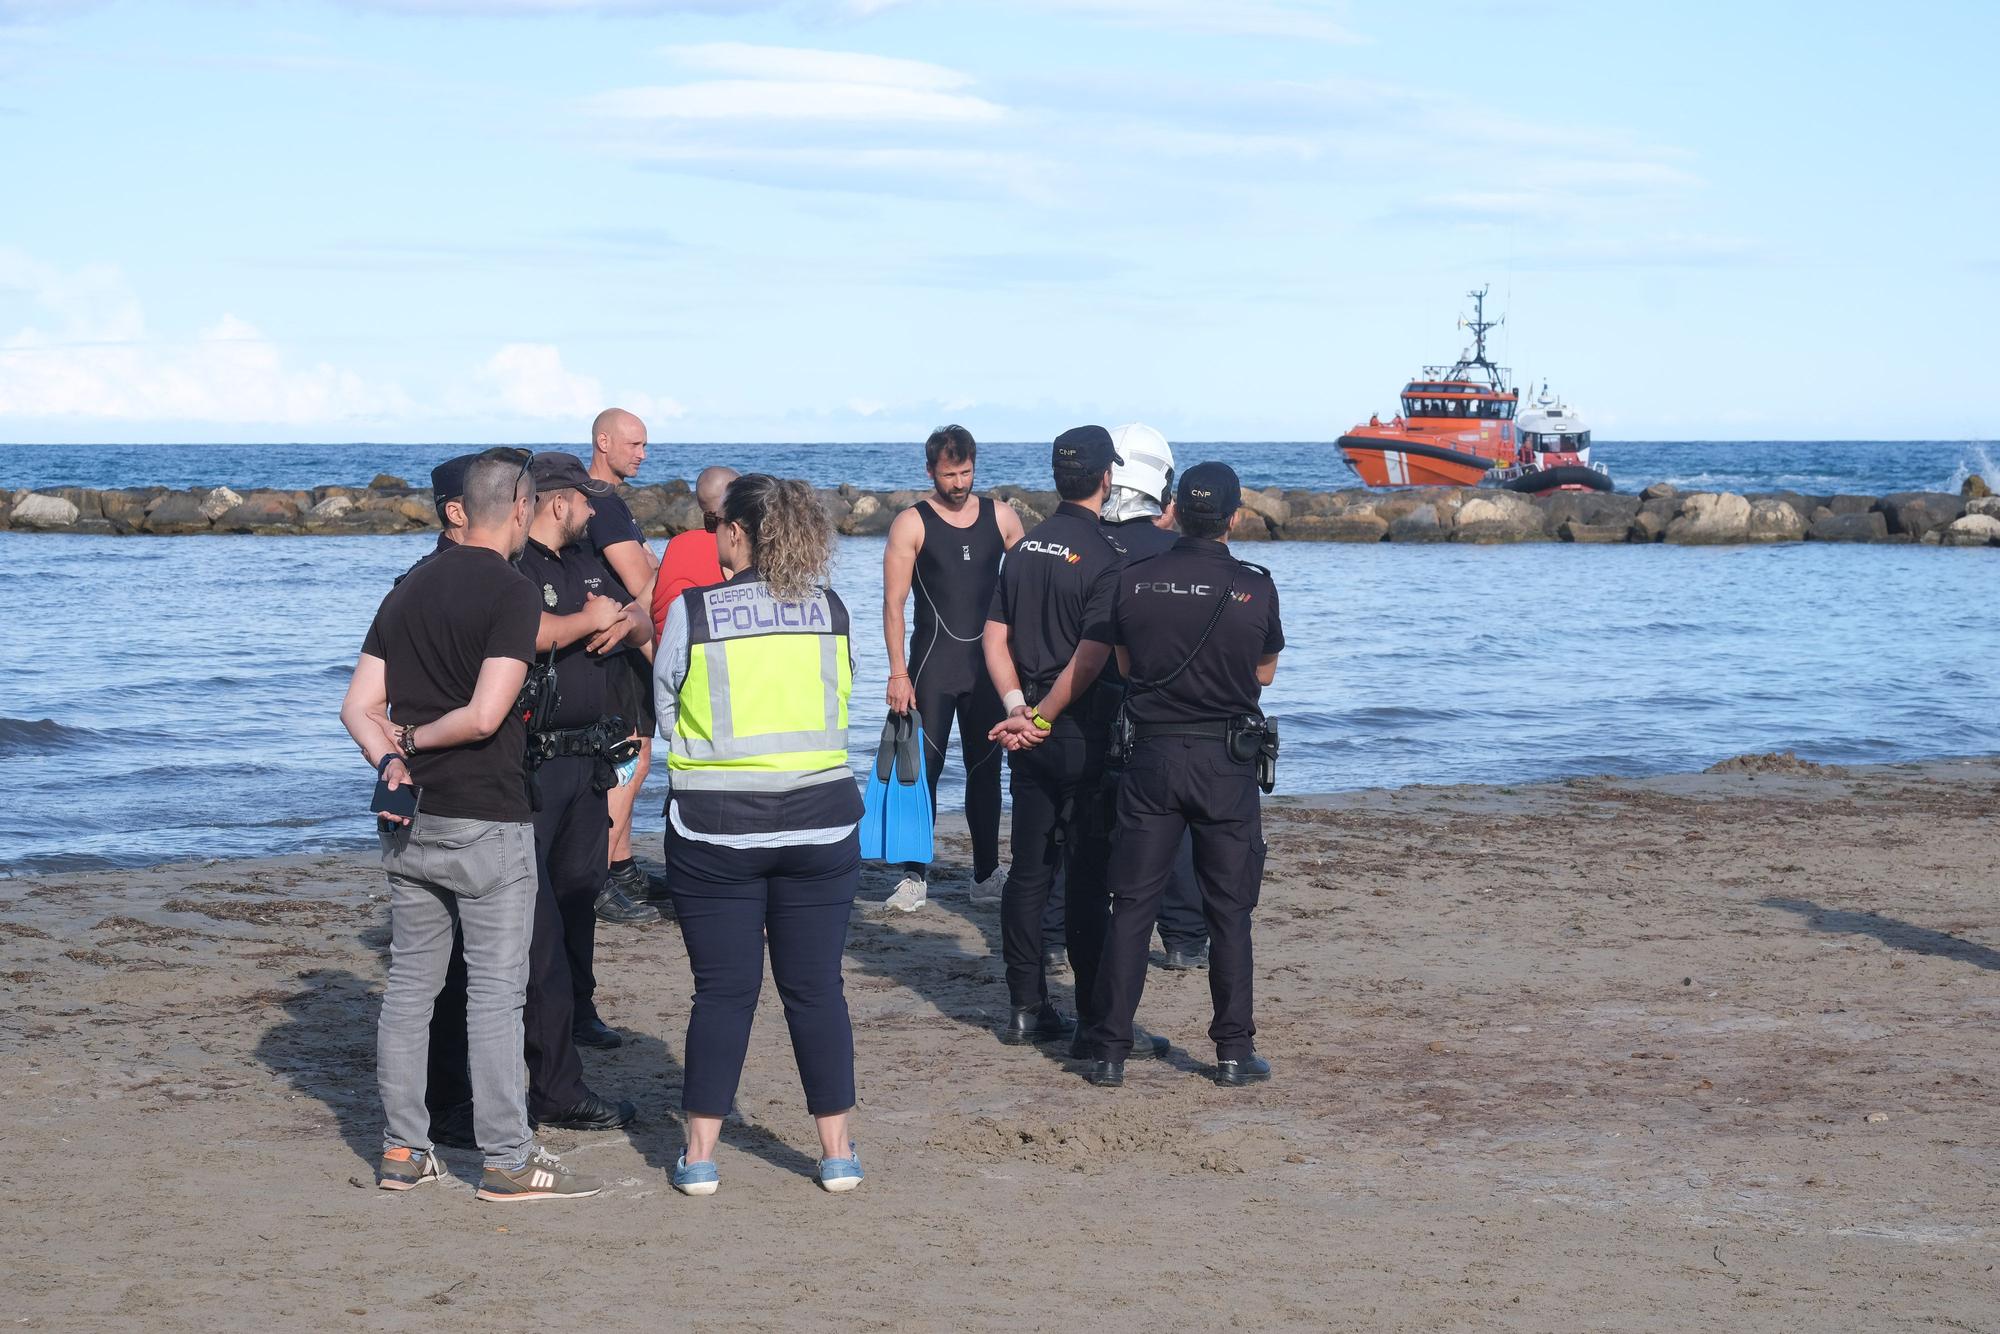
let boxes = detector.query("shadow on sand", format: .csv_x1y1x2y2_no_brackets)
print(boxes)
1762,896,2000,972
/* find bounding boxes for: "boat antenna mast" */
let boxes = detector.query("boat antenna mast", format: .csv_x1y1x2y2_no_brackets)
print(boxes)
1433,285,1511,392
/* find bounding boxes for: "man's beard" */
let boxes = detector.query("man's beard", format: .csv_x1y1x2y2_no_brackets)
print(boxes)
937,485,971,505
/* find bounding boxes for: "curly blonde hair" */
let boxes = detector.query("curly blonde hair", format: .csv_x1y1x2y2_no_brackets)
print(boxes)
724,473,834,603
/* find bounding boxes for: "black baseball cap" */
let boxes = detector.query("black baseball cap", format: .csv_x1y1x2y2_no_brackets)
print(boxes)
429,452,484,524
1176,461,1242,519
1052,425,1123,478
529,451,613,497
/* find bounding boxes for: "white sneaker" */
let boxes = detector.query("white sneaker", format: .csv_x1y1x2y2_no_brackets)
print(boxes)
969,867,1007,905
883,876,928,912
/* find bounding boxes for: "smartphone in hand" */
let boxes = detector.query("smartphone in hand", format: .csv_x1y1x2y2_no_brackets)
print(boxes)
372,772,420,828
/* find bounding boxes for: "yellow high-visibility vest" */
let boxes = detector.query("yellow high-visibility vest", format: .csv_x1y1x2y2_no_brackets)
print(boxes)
668,575,862,838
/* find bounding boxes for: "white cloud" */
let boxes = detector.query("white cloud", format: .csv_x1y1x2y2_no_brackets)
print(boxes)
668,41,971,92
593,43,1003,125
473,342,684,423
0,250,407,424
1017,0,1362,43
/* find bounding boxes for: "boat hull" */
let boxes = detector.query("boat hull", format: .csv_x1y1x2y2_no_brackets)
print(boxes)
1493,464,1614,494
1336,434,1495,488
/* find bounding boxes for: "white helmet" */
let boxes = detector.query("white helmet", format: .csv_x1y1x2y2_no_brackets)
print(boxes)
1108,423,1175,507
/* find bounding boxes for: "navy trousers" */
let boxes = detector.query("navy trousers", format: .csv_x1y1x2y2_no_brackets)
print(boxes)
667,827,861,1118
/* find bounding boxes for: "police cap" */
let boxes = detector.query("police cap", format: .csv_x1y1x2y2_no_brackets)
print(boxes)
529,451,613,497
1052,425,1123,479
429,451,484,524
1176,461,1242,519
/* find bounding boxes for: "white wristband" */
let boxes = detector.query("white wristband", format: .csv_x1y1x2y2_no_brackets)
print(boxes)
1001,689,1027,714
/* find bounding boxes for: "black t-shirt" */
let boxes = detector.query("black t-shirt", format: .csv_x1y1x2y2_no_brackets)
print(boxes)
1093,537,1284,727
394,532,457,586
584,487,646,601
987,503,1125,721
362,544,541,821
514,536,621,730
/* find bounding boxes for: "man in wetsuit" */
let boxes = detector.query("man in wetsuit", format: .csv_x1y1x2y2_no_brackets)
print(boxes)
880,425,1024,912
1104,424,1210,973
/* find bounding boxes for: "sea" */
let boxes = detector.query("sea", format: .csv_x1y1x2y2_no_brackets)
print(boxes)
2,439,1996,874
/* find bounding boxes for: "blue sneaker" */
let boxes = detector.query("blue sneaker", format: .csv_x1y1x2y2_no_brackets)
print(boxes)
817,1142,863,1193
671,1153,719,1197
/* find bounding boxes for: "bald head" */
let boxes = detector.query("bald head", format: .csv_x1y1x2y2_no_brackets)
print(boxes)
695,466,740,517
590,407,648,483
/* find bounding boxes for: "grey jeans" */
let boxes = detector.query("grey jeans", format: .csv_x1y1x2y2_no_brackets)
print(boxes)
378,814,537,1169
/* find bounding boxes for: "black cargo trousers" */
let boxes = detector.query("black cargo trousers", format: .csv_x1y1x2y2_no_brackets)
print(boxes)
1084,735,1266,1062
999,721,1115,1020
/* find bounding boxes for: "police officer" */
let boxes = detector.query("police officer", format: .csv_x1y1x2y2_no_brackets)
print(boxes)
981,426,1128,1046
1104,425,1209,972
513,451,652,1129
1077,462,1283,1089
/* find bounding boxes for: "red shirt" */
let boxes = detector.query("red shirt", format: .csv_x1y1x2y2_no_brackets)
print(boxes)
651,529,725,637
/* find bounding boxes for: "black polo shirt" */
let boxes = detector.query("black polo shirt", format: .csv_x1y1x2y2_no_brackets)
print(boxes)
514,536,621,730
987,502,1127,716
1092,537,1284,727
361,544,540,822
394,532,457,585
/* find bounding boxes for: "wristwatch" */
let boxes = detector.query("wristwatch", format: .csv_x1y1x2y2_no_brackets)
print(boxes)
398,722,422,756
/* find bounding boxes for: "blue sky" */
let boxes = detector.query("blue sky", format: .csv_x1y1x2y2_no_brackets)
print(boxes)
0,0,1994,444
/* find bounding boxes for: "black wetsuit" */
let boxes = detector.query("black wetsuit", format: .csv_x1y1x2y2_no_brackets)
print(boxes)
906,496,1006,882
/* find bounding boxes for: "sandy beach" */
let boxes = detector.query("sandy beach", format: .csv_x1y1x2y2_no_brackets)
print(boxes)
3,757,1996,1331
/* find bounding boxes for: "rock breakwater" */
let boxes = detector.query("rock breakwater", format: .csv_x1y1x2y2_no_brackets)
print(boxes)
3,476,1996,547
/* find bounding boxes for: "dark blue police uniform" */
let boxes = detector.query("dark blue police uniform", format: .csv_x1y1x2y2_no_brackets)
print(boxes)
1080,465,1283,1085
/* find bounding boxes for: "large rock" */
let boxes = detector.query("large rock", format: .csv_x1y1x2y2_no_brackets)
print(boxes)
1968,496,2000,519
1961,474,1991,500
142,490,213,534
1627,509,1667,542
622,485,675,536
1238,488,1291,528
1386,504,1447,543
99,487,166,532
1875,491,1964,539
1664,492,1751,545
1282,512,1387,542
1938,513,2000,547
0,492,12,529
1808,511,1889,543
660,494,703,536
215,491,303,532
1640,482,1678,502
1745,498,1806,543
840,494,893,537
369,473,408,490
1558,519,1628,544
198,485,244,521
306,494,355,526
1536,490,1640,534
1820,494,1876,516
1227,508,1272,541
45,487,104,520
11,492,81,530
1451,491,1544,543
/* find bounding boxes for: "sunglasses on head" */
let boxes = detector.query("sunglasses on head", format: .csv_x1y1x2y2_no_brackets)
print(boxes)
479,446,534,497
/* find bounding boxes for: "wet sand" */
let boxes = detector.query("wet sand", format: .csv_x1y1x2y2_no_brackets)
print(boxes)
3,758,1997,1331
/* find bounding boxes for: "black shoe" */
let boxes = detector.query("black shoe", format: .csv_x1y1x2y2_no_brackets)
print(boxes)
1214,1052,1273,1087
1160,944,1209,970
595,882,662,925
428,1099,476,1150
1068,1027,1170,1062
536,1091,637,1131
1000,1003,1076,1046
571,1015,623,1050
1083,1060,1125,1087
1043,947,1069,975
612,860,672,904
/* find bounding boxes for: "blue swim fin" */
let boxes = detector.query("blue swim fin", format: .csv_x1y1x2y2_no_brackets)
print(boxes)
859,711,932,863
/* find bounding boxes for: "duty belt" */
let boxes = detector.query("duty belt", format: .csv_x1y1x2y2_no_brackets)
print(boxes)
524,716,637,806
1131,720,1234,741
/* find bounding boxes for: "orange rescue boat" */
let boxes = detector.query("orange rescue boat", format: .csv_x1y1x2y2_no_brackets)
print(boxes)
1338,286,1522,487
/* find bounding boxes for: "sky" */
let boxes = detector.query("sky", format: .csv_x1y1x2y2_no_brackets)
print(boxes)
0,0,1995,445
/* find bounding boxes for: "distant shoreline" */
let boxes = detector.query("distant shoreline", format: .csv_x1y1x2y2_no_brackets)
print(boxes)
5,477,1997,546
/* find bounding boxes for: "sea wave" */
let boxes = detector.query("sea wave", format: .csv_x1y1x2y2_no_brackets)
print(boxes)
0,716,103,755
